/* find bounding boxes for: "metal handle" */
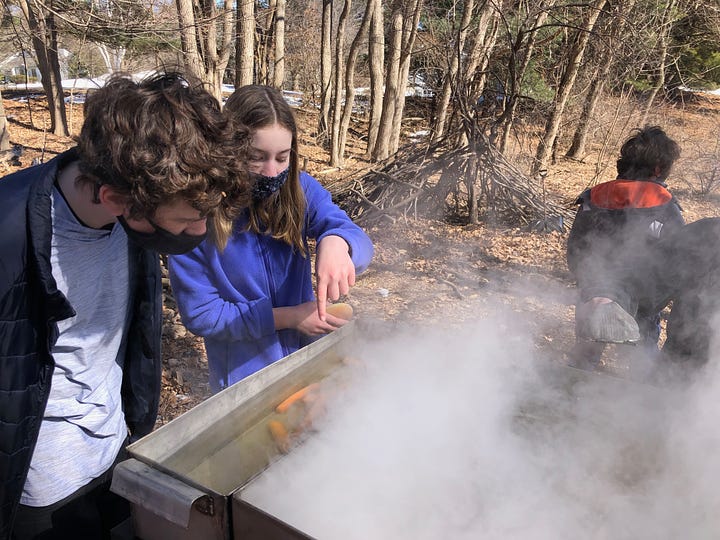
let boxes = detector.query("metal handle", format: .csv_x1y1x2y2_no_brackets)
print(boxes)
111,458,214,529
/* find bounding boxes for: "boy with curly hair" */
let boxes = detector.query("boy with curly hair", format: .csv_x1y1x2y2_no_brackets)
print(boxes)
0,71,251,539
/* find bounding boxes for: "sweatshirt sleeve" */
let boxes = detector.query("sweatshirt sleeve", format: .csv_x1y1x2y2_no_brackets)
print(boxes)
566,191,592,277
302,172,374,273
663,197,685,232
168,243,276,342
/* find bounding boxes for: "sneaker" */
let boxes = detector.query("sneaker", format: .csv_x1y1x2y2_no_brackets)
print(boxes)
577,301,641,344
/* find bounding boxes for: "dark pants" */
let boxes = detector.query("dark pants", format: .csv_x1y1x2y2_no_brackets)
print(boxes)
655,218,720,367
662,273,720,367
12,444,130,540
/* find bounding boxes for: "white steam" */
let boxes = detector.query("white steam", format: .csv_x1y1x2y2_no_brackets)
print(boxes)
241,311,720,539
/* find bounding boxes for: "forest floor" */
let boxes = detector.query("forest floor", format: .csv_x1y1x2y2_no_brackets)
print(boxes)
2,87,719,424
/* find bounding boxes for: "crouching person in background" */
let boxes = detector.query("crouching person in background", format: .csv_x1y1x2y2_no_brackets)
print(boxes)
566,125,684,369
0,72,251,540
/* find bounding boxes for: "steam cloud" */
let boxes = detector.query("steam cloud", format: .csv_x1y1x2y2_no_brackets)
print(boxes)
241,308,720,539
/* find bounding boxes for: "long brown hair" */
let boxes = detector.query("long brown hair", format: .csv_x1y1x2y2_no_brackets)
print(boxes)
221,85,306,254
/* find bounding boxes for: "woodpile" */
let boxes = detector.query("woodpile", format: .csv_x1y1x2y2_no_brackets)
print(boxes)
328,132,573,230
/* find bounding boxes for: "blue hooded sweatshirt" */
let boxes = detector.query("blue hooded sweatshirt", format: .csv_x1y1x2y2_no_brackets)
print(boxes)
169,172,373,392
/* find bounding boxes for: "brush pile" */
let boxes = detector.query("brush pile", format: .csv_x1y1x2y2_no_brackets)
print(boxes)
329,132,573,230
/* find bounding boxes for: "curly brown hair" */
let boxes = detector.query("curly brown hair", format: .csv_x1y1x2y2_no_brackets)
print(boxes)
76,71,251,237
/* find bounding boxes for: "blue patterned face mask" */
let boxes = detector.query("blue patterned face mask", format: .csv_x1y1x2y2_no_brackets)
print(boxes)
251,167,290,202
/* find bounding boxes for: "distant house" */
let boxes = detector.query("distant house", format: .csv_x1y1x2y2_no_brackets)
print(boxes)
0,49,71,84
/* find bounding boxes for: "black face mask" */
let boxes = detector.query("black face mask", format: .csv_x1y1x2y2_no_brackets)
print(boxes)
117,215,207,255
252,167,290,202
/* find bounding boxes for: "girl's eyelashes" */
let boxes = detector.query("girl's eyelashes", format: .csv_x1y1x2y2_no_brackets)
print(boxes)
249,154,288,162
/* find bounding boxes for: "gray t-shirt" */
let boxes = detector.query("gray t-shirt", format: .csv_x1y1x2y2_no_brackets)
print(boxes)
21,185,130,507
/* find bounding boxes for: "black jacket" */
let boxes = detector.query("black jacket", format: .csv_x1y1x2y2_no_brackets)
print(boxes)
566,178,684,315
0,150,163,539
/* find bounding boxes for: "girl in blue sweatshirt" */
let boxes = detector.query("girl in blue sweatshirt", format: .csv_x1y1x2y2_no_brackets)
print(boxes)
169,85,374,392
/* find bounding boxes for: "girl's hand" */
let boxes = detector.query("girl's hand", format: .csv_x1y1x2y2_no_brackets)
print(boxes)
273,302,349,336
315,235,355,320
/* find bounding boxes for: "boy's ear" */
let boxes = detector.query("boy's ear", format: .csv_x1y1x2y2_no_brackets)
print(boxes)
97,185,128,216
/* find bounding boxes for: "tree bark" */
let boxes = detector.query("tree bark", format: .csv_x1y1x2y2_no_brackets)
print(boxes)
18,0,69,136
365,0,384,157
565,68,605,158
236,0,255,87
372,2,403,161
456,5,499,150
273,0,286,88
0,90,10,152
461,2,498,90
258,0,277,85
96,43,125,72
389,0,423,155
329,0,352,166
640,0,676,125
431,0,475,141
533,0,607,174
453,0,499,148
336,0,375,162
318,0,333,145
567,0,636,158
90,0,125,73
495,5,550,154
176,0,235,100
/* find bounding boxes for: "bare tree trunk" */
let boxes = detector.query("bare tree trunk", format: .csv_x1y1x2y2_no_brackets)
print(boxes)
468,154,479,224
252,2,270,86
96,43,125,72
431,0,475,142
640,0,675,125
91,0,125,72
0,91,10,152
456,0,498,122
533,0,607,174
175,0,235,100
565,70,605,158
176,0,204,81
215,0,235,96
462,2,498,88
389,0,423,155
456,11,499,149
567,0,637,157
273,0,286,88
495,6,550,154
318,0,332,145
236,0,255,87
256,27,269,85
336,0,375,162
372,3,403,161
18,0,68,136
329,0,352,166
365,0,384,157
262,0,277,84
